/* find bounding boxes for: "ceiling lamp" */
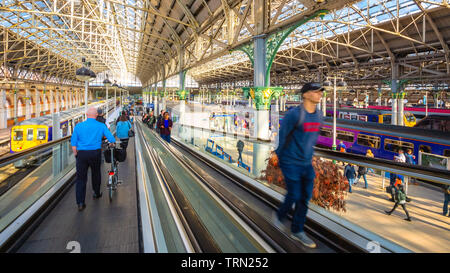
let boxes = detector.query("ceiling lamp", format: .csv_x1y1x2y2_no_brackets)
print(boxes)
103,75,112,87
75,66,91,81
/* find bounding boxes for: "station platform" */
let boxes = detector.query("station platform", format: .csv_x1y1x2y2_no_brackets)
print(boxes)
342,172,450,253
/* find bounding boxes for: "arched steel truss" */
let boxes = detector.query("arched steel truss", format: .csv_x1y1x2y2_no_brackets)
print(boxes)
0,0,448,90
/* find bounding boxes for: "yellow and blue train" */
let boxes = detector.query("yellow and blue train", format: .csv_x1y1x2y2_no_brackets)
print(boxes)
10,100,110,153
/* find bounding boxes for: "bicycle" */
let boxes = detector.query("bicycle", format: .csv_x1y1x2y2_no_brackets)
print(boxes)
107,143,123,202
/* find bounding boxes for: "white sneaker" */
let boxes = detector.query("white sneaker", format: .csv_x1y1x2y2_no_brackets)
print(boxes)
291,231,317,248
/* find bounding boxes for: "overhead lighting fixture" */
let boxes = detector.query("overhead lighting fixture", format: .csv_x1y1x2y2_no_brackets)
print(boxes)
75,66,91,81
103,74,112,87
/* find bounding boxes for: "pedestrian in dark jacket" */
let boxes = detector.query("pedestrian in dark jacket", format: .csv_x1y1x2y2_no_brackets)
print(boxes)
147,111,156,129
443,184,450,217
156,110,164,133
157,112,173,143
356,165,368,189
96,109,106,124
344,163,357,193
385,184,412,221
273,82,324,249
236,140,244,162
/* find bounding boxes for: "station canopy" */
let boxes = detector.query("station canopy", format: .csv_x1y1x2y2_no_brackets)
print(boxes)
0,0,448,87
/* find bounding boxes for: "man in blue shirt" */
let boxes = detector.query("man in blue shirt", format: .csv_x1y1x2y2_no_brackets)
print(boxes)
71,107,116,211
274,82,324,248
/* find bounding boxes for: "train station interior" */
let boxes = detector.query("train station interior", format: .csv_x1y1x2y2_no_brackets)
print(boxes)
0,0,449,255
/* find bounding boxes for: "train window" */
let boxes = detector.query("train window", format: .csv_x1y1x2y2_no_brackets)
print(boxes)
357,134,380,149
319,127,332,138
37,129,46,140
13,130,23,141
382,115,391,124
357,115,368,122
384,139,414,153
419,145,432,153
27,129,34,141
337,130,354,142
444,150,450,157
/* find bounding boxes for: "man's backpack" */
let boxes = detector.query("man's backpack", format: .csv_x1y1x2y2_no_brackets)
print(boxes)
276,104,306,156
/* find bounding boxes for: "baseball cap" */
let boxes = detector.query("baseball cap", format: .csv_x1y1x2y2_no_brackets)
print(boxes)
97,108,103,115
300,82,324,94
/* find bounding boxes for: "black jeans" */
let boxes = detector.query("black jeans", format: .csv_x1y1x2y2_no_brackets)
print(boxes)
237,150,243,162
75,149,102,205
120,138,129,149
389,202,410,219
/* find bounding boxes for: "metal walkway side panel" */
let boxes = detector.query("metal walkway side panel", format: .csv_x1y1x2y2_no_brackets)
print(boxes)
17,137,139,253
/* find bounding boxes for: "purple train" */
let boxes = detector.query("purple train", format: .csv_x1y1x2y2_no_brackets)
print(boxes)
316,117,450,161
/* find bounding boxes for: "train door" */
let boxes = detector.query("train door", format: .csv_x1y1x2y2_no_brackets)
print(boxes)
381,114,392,124
26,128,34,142
36,127,47,146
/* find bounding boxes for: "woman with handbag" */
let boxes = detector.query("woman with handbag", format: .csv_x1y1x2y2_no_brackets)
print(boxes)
116,114,132,150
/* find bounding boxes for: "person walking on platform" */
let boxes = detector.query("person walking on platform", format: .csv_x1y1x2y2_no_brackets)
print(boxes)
236,140,244,163
344,163,357,193
355,165,368,189
443,184,450,216
273,82,324,248
71,107,116,211
385,184,412,221
158,112,173,143
116,114,132,150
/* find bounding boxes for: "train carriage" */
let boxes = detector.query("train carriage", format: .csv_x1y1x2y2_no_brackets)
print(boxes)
317,117,450,162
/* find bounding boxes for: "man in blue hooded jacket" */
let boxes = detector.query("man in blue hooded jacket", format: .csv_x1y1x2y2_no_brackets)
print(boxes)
273,82,324,248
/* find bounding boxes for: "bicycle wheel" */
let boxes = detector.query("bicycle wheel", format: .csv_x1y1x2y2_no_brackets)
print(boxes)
109,175,115,202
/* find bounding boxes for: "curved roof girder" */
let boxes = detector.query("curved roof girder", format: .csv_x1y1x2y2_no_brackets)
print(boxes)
189,1,450,87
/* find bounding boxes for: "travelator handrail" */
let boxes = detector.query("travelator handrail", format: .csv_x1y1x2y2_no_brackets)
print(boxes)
171,123,450,186
135,121,217,253
313,147,450,186
171,123,449,186
0,135,71,167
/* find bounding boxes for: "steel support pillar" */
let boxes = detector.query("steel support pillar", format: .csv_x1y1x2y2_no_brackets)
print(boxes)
0,90,6,129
